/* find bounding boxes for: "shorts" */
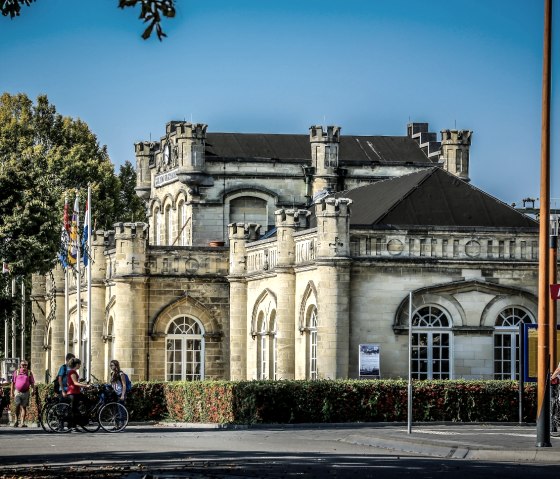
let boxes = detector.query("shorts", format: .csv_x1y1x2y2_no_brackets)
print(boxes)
14,390,30,407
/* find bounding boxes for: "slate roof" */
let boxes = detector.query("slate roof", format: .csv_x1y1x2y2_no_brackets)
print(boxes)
205,133,432,164
330,167,537,229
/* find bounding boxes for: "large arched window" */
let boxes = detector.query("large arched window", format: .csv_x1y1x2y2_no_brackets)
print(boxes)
178,200,188,246
494,307,534,380
68,323,75,356
411,305,452,379
166,316,205,381
153,206,161,245
304,306,318,380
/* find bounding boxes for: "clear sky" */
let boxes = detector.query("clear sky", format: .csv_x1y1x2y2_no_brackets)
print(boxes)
1,0,559,206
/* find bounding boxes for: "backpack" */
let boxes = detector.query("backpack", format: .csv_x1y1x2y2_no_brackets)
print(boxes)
121,372,132,393
53,364,68,394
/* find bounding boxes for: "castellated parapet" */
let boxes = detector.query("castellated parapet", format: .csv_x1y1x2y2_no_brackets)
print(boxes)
440,129,472,181
172,121,208,173
134,141,157,200
228,223,261,276
275,208,311,267
315,197,352,258
113,222,149,277
310,125,341,196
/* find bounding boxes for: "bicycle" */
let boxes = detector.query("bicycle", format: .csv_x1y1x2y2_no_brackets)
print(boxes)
46,383,129,433
36,389,70,433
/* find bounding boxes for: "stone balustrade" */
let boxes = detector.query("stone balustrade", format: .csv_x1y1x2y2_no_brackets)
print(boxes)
245,239,278,273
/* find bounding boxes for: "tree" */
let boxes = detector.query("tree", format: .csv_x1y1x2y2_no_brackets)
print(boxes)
118,160,147,223
1,0,176,40
0,92,126,276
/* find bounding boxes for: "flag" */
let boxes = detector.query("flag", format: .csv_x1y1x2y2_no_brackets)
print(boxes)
1,262,10,274
58,197,70,268
82,200,89,266
68,194,80,266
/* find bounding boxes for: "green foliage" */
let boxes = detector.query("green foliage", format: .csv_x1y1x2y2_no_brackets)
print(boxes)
1,1,176,40
117,160,147,223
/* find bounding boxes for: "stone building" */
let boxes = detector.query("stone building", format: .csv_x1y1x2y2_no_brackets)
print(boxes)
30,121,539,383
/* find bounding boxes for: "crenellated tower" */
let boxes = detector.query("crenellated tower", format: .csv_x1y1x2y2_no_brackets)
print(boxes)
309,125,341,198
134,141,157,201
440,129,472,181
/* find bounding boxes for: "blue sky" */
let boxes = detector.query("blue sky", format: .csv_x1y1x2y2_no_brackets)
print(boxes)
0,0,558,206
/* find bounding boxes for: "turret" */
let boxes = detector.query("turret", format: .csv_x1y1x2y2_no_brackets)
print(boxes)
90,230,107,282
113,222,148,277
134,141,157,201
440,129,472,181
275,209,310,266
172,121,208,172
228,223,253,276
309,125,341,197
315,197,352,258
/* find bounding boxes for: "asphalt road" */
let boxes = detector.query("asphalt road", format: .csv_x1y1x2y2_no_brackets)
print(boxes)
1,425,560,478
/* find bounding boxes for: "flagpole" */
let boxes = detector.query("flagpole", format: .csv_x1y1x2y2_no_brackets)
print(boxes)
86,185,92,382
64,268,69,354
11,277,16,359
75,191,82,376
20,278,25,361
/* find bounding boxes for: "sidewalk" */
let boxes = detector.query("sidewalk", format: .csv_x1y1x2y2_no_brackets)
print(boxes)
337,423,560,462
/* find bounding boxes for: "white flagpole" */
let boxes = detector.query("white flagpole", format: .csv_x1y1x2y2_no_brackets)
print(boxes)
11,277,16,359
20,278,25,360
407,291,413,434
76,192,82,373
65,268,69,354
86,185,92,382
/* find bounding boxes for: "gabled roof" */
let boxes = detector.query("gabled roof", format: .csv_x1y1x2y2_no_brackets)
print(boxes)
335,167,537,229
205,133,432,164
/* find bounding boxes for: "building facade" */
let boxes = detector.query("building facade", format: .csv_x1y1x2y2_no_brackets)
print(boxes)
30,121,540,383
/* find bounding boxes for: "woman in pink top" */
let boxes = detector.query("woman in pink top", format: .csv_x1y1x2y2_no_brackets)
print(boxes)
10,360,34,427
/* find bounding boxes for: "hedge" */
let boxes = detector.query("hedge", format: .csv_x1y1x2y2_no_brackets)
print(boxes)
1,380,538,425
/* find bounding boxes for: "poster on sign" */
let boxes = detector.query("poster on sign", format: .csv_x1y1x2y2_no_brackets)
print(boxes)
359,344,380,378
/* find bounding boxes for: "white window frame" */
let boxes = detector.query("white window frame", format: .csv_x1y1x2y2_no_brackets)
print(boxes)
306,307,318,380
494,307,534,380
411,305,452,380
165,316,205,381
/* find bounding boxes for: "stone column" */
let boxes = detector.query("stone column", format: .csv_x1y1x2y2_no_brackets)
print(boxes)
30,273,47,382
112,223,148,381
227,223,250,379
315,197,353,379
89,230,107,381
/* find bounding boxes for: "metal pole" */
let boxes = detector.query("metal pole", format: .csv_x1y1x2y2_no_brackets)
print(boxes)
519,321,525,424
11,277,16,358
550,234,558,373
407,291,413,434
20,277,25,361
86,185,92,382
537,0,552,448
4,281,9,359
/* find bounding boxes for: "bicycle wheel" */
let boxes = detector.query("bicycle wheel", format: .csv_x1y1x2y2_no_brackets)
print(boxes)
98,402,128,432
79,403,101,433
46,403,72,433
40,402,57,432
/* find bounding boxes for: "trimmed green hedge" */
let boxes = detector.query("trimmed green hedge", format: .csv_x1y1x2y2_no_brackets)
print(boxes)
2,380,538,425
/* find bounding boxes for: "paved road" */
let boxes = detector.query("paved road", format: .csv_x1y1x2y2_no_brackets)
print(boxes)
1,424,560,478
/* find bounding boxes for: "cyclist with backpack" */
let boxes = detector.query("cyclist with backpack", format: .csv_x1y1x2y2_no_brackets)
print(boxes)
109,360,131,404
56,353,75,396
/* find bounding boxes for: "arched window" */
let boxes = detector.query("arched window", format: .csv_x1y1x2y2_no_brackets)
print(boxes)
256,310,277,380
166,316,205,381
494,307,534,380
411,305,452,379
46,327,52,382
256,312,268,379
106,317,115,380
80,320,87,376
164,204,172,246
178,200,188,246
305,306,318,380
153,206,160,245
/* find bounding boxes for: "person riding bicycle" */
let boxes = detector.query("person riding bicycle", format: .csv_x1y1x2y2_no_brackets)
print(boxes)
64,357,90,430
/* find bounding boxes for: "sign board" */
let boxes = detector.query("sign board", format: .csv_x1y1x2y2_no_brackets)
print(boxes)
0,358,20,382
523,324,560,382
154,169,178,188
359,344,380,378
550,284,560,300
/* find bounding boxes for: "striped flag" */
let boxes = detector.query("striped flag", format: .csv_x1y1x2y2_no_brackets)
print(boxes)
68,194,80,266
82,200,89,266
58,197,70,268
